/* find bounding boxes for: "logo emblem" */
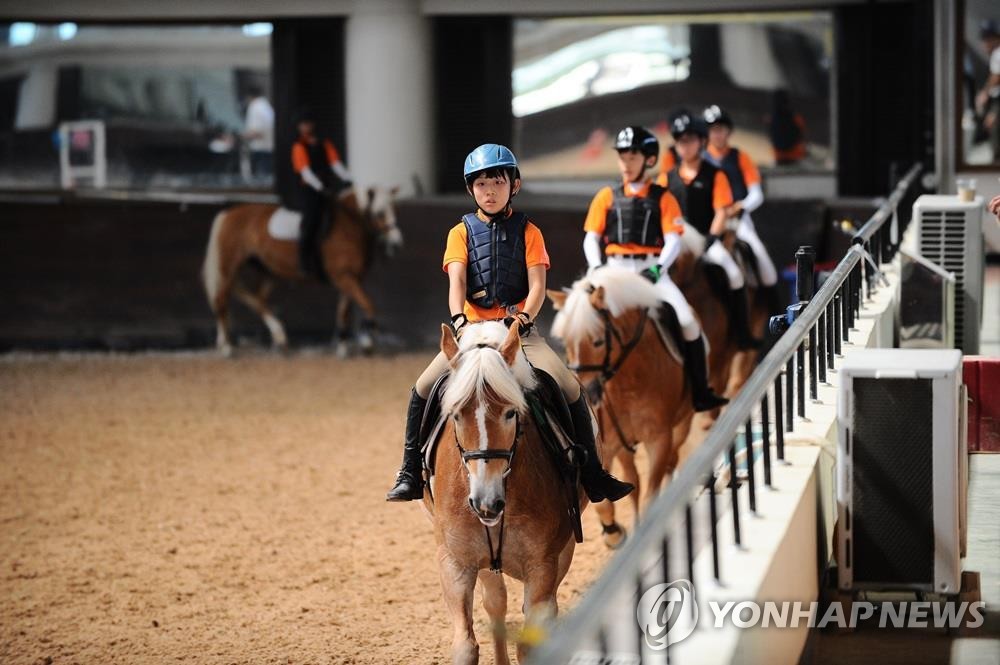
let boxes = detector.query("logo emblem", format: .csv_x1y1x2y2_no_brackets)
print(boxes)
636,579,698,649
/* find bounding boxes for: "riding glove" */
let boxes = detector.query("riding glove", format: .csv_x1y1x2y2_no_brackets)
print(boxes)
640,265,662,283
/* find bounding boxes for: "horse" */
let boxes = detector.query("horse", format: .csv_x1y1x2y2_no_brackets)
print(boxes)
427,321,582,665
548,267,693,548
201,186,403,356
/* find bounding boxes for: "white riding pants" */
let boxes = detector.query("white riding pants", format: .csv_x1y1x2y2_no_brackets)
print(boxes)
736,214,778,287
606,254,701,341
704,239,745,290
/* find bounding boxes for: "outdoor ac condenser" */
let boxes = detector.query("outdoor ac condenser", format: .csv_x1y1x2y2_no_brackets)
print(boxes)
913,195,983,355
837,349,967,594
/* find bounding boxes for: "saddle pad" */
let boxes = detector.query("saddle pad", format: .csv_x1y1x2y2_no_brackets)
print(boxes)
649,308,684,365
267,207,302,240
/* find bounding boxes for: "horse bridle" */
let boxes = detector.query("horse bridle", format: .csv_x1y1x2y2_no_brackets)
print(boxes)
567,295,649,388
453,409,522,574
566,294,648,454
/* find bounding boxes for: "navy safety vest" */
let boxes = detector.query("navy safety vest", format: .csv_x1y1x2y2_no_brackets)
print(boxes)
666,160,721,237
463,212,530,311
605,183,666,249
705,147,747,201
296,138,333,188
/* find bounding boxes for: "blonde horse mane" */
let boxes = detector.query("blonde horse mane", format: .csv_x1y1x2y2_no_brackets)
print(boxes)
441,322,537,415
551,266,661,345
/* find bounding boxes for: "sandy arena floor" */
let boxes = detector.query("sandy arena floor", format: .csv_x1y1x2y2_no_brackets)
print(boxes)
0,352,633,664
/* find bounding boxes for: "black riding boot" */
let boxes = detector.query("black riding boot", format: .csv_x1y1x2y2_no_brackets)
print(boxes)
568,396,634,503
730,287,762,350
386,389,428,502
682,337,729,412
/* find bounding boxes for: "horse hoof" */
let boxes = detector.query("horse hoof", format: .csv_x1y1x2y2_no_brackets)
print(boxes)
219,344,234,358
335,342,350,359
601,523,627,549
358,333,374,355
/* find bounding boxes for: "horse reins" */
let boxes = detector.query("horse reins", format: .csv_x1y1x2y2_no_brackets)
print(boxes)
567,296,648,455
454,412,522,574
567,300,648,384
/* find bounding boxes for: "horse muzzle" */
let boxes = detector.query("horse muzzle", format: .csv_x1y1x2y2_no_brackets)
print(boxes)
469,497,505,527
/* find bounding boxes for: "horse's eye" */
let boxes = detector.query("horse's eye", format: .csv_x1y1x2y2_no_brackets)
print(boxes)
505,409,516,420
452,413,459,421
593,339,605,347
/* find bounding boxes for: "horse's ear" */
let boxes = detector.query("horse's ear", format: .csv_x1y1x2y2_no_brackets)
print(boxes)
389,185,400,198
589,285,606,310
499,322,521,366
547,289,568,311
366,187,376,208
441,324,460,362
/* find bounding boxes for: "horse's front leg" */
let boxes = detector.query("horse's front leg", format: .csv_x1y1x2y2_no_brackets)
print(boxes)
438,550,479,665
477,570,511,665
518,563,560,664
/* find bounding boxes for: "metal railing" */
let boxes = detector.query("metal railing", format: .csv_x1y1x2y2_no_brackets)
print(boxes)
528,163,923,664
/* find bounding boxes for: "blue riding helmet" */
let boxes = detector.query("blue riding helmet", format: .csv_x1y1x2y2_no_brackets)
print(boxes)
463,144,519,183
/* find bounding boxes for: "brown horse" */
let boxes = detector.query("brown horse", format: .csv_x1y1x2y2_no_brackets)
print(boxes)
427,321,581,665
548,267,693,548
201,187,402,356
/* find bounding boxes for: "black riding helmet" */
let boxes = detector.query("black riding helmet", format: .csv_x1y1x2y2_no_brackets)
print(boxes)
670,112,707,140
703,104,733,129
614,126,659,161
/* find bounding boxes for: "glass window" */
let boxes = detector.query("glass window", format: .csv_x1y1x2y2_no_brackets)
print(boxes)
0,23,273,190
960,0,1000,166
512,13,833,182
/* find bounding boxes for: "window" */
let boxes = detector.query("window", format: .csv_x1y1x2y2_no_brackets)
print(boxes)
959,0,1000,167
0,23,273,189
512,13,833,182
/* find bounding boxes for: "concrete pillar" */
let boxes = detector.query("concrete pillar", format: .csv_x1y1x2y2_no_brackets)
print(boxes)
345,0,433,195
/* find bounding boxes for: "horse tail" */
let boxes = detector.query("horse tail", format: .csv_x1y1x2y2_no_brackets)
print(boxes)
202,210,228,312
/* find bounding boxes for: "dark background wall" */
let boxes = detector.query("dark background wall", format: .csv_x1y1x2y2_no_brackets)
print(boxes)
432,16,513,194
835,0,935,196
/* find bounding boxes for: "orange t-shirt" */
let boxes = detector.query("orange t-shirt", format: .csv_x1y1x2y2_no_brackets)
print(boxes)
583,179,684,255
442,210,550,322
291,139,340,173
656,166,733,211
706,145,761,188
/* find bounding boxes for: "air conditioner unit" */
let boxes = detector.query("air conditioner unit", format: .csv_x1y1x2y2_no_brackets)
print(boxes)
913,195,983,355
837,349,967,594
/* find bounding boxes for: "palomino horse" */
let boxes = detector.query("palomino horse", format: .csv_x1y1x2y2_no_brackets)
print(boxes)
549,267,693,548
428,321,582,665
201,187,403,356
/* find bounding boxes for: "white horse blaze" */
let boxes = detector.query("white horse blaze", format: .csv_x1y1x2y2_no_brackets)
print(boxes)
474,401,490,490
